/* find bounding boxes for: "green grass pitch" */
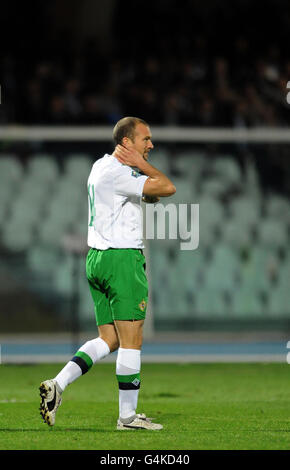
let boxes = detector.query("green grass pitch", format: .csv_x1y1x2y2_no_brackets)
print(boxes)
0,363,289,450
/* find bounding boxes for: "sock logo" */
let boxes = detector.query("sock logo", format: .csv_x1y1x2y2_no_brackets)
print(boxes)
117,373,141,389
132,378,140,387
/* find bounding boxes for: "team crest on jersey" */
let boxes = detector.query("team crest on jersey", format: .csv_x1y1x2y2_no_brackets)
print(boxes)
139,299,147,312
131,169,142,178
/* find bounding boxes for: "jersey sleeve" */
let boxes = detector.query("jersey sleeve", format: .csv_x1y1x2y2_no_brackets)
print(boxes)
114,164,148,197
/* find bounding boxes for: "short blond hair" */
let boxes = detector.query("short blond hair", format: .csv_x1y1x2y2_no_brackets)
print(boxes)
113,116,149,146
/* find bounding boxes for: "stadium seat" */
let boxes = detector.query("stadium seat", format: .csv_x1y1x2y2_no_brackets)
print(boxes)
267,285,290,317
47,174,86,223
222,219,253,250
37,217,69,247
194,287,228,317
212,156,242,189
229,196,261,230
152,285,173,318
173,293,192,316
19,176,52,207
278,256,290,290
171,150,205,182
0,204,7,227
266,193,290,223
54,173,76,192
244,156,261,197
149,250,177,318
258,218,288,251
46,197,79,226
170,177,195,203
231,286,264,317
78,275,95,322
198,196,224,248
240,245,280,289
161,264,188,316
1,219,34,252
0,182,14,224
63,154,93,183
198,224,218,249
53,174,88,216
238,253,275,293
27,244,62,277
205,243,239,291
55,186,85,211
150,148,171,174
27,154,59,183
9,198,40,226
199,196,224,229
53,254,75,296
0,154,23,183
0,178,12,199
200,177,226,198
149,245,170,280
175,248,206,290
73,211,89,237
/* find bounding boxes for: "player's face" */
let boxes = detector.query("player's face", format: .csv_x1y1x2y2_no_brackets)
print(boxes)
131,123,154,161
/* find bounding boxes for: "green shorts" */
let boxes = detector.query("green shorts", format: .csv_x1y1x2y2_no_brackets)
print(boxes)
86,248,148,326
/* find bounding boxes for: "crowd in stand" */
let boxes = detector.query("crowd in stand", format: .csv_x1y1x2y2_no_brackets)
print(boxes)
1,48,289,127
0,0,289,127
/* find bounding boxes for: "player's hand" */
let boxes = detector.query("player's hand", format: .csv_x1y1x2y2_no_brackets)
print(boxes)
142,195,160,204
114,144,144,168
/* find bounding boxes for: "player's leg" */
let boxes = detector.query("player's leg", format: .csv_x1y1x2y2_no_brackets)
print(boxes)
109,249,162,430
114,319,162,430
115,318,144,349
114,319,143,419
52,250,117,393
107,250,146,424
53,322,118,393
39,322,117,426
39,249,117,426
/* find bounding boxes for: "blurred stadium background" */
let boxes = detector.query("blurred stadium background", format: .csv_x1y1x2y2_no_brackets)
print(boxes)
0,0,289,363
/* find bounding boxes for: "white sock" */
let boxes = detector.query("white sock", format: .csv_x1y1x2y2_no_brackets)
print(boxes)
54,337,110,392
116,348,141,420
54,361,81,392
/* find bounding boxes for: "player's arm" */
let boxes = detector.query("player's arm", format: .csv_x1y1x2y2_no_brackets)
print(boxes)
142,195,160,204
114,145,176,197
141,161,176,197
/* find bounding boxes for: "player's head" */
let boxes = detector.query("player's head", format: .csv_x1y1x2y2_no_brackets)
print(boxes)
113,116,154,160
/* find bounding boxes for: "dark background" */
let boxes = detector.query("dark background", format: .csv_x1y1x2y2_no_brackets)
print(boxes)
0,0,289,127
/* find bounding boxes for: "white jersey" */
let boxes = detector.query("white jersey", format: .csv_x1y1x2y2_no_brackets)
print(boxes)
87,153,148,249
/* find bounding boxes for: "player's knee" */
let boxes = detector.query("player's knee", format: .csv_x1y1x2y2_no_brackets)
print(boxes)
110,338,120,352
120,339,143,350
134,337,143,350
100,335,119,352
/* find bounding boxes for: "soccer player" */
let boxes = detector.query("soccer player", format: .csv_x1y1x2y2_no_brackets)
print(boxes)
39,117,176,430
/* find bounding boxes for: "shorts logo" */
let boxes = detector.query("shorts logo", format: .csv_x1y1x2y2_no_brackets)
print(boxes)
139,299,147,312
